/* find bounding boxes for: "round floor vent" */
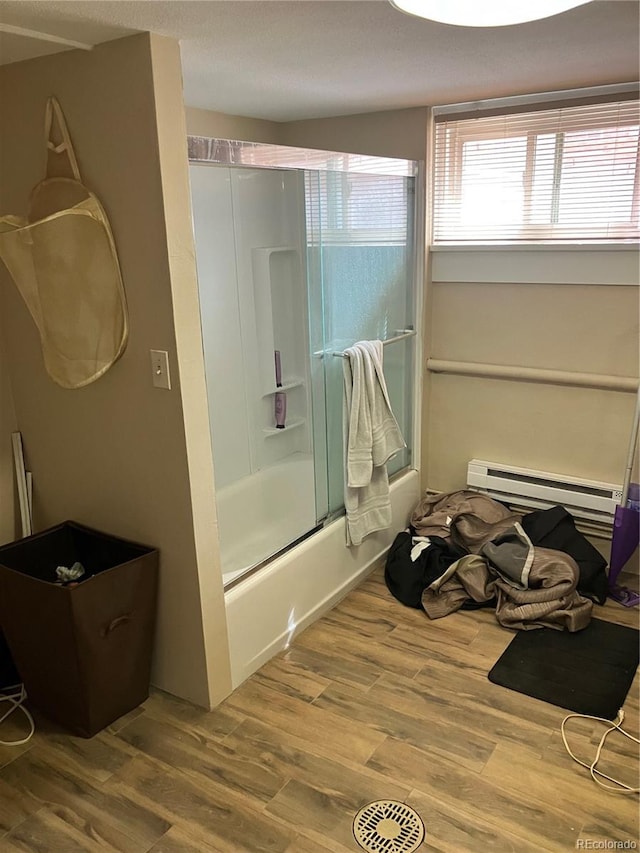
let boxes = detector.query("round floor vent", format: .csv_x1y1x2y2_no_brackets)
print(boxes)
352,800,425,852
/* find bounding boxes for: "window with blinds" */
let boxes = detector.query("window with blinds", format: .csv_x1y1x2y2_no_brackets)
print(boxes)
433,99,640,244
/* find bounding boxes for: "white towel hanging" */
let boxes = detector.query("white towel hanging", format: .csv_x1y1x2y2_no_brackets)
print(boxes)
342,340,406,546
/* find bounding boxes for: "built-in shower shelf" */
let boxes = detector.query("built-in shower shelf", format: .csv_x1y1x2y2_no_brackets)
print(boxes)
263,418,305,436
262,380,304,397
254,246,298,255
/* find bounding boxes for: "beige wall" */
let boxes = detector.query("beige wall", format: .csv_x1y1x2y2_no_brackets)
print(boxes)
282,107,429,161
0,33,231,708
149,38,232,707
426,251,640,492
186,106,283,144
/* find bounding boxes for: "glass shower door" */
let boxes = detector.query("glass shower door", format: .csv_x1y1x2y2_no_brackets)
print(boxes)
190,139,418,586
306,168,416,516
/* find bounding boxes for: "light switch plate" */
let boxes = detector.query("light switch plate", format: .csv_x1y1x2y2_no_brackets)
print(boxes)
150,349,171,390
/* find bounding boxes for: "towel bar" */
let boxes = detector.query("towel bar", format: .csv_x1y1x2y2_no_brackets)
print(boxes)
313,329,415,358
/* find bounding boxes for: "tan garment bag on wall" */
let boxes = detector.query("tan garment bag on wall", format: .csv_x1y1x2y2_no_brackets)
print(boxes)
0,97,129,389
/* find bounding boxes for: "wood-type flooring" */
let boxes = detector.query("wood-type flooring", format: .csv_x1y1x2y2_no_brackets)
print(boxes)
0,563,638,852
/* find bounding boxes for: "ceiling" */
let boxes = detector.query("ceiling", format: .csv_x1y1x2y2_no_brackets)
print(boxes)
0,1,638,121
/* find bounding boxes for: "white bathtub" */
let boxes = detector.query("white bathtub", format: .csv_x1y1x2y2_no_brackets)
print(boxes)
224,468,420,688
215,453,317,587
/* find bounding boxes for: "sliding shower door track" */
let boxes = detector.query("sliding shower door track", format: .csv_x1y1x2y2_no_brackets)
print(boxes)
223,523,325,592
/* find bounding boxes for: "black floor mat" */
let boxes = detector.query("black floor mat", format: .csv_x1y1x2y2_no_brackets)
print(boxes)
488,618,640,720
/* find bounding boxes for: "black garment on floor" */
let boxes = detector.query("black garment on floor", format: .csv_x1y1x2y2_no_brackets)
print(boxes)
521,505,608,605
385,531,467,608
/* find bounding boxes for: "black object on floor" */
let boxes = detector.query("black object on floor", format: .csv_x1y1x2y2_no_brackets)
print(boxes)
0,629,20,690
521,505,609,605
488,618,640,720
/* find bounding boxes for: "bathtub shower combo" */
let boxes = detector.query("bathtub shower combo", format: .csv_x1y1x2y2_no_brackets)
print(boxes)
189,140,421,686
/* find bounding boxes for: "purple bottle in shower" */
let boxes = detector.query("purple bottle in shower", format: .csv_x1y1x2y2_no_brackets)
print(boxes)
275,392,287,429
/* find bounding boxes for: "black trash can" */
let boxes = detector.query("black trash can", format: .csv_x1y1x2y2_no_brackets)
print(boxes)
0,521,159,737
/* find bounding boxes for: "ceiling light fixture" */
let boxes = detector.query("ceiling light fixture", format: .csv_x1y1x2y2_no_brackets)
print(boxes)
389,0,592,27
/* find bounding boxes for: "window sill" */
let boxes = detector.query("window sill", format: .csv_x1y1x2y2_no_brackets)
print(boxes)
429,242,640,253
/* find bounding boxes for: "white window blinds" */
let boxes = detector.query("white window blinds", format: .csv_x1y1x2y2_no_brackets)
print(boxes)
433,99,640,243
310,170,412,245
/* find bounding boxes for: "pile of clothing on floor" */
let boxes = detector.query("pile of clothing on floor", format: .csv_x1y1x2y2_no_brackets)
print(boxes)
385,490,609,632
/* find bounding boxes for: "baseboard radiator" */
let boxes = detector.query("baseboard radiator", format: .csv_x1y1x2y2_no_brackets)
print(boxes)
466,459,622,539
